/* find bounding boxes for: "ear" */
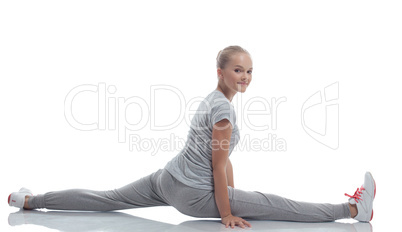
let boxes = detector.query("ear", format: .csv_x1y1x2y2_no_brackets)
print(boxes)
217,68,223,80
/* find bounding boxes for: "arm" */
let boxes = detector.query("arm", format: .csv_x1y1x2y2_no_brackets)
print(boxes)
226,158,234,188
212,119,251,229
212,119,231,218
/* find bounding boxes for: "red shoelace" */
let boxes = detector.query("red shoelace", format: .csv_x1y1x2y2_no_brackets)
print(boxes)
345,186,365,203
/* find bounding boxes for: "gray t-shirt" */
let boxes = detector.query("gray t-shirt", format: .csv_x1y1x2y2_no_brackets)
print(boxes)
164,89,240,190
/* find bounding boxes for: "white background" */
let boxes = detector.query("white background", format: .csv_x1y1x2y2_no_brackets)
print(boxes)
1,0,401,231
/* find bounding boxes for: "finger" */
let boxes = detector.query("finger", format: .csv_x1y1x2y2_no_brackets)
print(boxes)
243,220,252,228
238,221,245,228
231,221,235,228
225,222,229,228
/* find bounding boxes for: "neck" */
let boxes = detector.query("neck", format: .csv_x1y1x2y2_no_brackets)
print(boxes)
215,84,236,102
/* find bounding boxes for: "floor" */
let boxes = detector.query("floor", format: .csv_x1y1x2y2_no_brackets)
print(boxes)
4,206,376,232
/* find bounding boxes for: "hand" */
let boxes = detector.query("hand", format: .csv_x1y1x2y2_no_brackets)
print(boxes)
221,214,252,229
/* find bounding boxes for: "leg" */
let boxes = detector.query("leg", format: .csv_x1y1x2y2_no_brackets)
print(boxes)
159,171,370,222
27,169,169,211
227,187,351,222
161,179,350,222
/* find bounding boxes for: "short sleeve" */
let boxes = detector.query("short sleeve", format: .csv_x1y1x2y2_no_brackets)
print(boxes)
210,99,236,127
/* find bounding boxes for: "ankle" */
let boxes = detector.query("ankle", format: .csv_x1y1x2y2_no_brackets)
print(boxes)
349,203,358,218
23,195,31,210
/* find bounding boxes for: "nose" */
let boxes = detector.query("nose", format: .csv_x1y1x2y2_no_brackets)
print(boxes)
241,74,250,82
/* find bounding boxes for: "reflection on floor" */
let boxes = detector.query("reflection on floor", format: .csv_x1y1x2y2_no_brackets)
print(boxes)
8,210,372,232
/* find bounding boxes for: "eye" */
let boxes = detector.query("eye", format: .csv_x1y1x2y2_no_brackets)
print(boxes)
234,69,241,73
248,70,253,74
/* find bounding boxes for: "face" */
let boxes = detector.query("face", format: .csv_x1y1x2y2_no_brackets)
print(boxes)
219,53,253,94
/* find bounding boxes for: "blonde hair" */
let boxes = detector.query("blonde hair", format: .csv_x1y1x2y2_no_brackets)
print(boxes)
216,45,251,69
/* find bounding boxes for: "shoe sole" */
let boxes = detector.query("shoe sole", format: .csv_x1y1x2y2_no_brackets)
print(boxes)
368,172,376,221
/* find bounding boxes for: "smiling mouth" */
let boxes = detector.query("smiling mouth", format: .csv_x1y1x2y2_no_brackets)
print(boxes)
237,82,248,85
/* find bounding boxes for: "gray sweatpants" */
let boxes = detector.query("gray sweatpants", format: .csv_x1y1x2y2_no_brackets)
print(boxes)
28,169,350,222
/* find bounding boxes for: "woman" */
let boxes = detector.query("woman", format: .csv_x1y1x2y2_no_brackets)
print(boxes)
8,45,376,229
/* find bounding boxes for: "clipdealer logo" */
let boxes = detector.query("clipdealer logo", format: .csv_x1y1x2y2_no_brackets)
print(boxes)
301,82,339,150
64,83,288,154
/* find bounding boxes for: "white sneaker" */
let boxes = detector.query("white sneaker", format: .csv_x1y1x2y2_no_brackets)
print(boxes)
8,188,33,209
345,172,376,222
